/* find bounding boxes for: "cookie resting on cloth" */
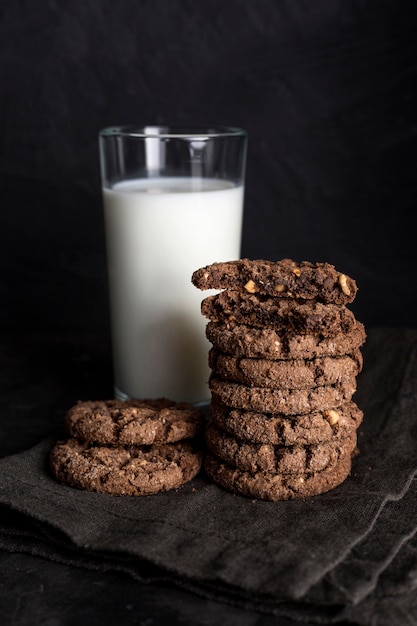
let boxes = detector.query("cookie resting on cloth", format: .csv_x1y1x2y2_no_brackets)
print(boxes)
50,438,202,496
205,421,357,474
65,398,205,446
204,449,354,501
206,320,366,360
192,258,357,304
201,291,356,336
210,399,363,446
208,348,362,389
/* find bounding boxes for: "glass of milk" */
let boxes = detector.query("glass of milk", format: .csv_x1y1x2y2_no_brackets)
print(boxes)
99,126,247,404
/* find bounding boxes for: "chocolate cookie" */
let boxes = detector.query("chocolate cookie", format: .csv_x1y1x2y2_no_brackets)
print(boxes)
209,377,357,415
210,400,363,446
201,291,356,336
50,438,202,496
208,349,363,389
205,421,357,474
206,320,366,360
65,398,205,446
204,450,353,501
192,258,357,304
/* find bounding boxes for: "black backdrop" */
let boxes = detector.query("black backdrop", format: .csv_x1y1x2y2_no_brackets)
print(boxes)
1,0,417,334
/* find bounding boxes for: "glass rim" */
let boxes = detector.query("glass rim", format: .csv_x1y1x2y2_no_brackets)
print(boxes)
99,125,247,139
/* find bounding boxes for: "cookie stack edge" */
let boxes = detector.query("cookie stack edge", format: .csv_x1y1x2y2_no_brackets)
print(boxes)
192,258,366,501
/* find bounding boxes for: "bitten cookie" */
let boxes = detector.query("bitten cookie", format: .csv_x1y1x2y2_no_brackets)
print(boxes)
192,258,357,304
208,349,363,389
205,421,357,474
210,400,363,446
50,438,202,496
204,450,354,501
209,377,357,415
201,291,356,336
206,320,366,360
65,398,205,446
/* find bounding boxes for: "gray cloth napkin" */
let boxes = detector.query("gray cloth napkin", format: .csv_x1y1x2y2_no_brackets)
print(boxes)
1,328,417,625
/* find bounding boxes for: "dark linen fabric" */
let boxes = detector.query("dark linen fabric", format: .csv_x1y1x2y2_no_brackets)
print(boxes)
1,328,417,625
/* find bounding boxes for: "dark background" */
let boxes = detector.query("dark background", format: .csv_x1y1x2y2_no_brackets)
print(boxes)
1,4,416,624
1,0,417,335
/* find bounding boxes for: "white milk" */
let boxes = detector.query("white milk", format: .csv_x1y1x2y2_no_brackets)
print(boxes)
103,177,244,403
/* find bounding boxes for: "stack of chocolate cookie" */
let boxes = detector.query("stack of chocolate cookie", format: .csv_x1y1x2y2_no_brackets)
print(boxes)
50,399,204,496
192,258,366,501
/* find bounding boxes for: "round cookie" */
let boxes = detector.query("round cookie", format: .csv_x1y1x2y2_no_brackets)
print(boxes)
65,398,205,446
206,321,366,360
192,258,357,304
210,400,363,446
208,349,363,389
201,291,356,337
204,450,354,501
209,377,357,415
205,421,357,474
50,438,202,496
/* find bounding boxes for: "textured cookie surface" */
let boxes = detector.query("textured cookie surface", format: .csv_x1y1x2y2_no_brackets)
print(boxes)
206,321,366,360
50,438,202,496
192,258,357,304
210,400,363,446
204,450,353,501
205,421,357,474
209,377,357,415
65,398,205,446
209,349,362,389
201,291,356,337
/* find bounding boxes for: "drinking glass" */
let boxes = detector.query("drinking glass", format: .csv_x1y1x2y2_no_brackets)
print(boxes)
99,125,247,404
